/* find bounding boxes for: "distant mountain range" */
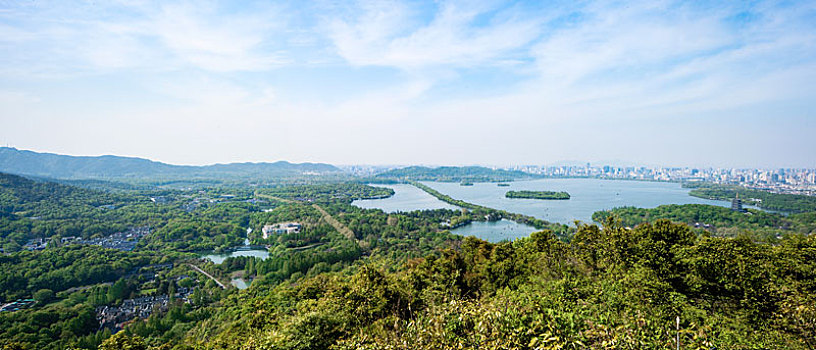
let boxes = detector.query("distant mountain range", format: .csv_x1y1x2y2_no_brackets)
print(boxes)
374,165,535,182
0,147,340,180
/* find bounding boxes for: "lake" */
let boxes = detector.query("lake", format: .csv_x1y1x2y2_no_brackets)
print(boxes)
451,219,538,242
422,179,735,225
231,278,250,289
352,183,459,212
200,226,271,264
200,249,270,264
353,179,737,226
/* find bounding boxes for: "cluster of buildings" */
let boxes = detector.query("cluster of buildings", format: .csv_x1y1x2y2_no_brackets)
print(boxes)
97,265,193,331
262,222,301,239
349,164,815,196
97,295,170,329
66,226,151,251
22,226,150,252
507,165,816,195
96,287,194,331
340,165,403,177
22,237,48,251
179,193,267,213
0,299,34,312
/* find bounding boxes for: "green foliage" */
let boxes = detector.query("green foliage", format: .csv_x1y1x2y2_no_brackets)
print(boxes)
0,172,149,245
685,182,816,212
33,289,54,305
0,303,101,350
593,204,816,237
506,190,570,200
144,219,244,252
259,183,394,203
0,245,160,301
188,220,816,349
324,203,462,259
98,332,148,350
2,178,813,349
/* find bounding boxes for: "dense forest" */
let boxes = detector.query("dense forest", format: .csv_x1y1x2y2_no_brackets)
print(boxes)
0,172,261,253
593,204,816,238
506,190,571,200
685,182,816,212
98,221,816,349
0,173,814,349
258,183,394,203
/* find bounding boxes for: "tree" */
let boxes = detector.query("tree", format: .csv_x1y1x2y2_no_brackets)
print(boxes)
98,332,147,350
34,289,54,305
2,241,21,253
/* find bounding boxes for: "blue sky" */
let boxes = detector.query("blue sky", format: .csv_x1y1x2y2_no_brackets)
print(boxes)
1,0,815,167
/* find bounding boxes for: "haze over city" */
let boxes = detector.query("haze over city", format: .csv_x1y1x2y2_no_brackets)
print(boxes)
2,0,815,167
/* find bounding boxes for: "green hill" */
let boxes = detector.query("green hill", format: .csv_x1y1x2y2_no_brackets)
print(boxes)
0,147,340,180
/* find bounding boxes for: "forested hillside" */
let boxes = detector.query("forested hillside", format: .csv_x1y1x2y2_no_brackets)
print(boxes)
1,176,814,349
0,147,339,180
0,173,250,253
104,220,816,349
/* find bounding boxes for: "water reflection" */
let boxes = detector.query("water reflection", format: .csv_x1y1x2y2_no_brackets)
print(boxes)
450,219,538,243
200,249,269,264
352,184,458,213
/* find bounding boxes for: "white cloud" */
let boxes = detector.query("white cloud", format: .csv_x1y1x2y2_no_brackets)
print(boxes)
149,3,289,72
327,0,543,68
0,1,292,74
1,0,815,166
515,1,816,121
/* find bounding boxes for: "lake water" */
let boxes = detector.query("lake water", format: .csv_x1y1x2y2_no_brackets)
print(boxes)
352,183,459,212
451,219,538,243
422,179,735,225
201,249,270,264
200,226,271,264
353,179,737,226
231,278,250,289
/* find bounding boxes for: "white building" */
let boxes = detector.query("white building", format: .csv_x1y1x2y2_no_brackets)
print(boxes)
262,222,301,239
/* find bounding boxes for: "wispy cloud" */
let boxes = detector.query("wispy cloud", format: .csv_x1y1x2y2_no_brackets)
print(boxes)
147,2,289,71
519,1,816,118
0,1,292,75
1,0,814,166
327,0,544,68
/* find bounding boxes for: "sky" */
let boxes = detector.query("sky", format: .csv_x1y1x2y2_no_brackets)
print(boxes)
1,0,815,168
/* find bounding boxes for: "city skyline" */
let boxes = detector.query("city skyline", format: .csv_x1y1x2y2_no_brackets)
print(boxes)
2,1,815,167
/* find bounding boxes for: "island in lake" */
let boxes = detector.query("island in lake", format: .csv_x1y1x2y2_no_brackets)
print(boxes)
506,190,571,200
